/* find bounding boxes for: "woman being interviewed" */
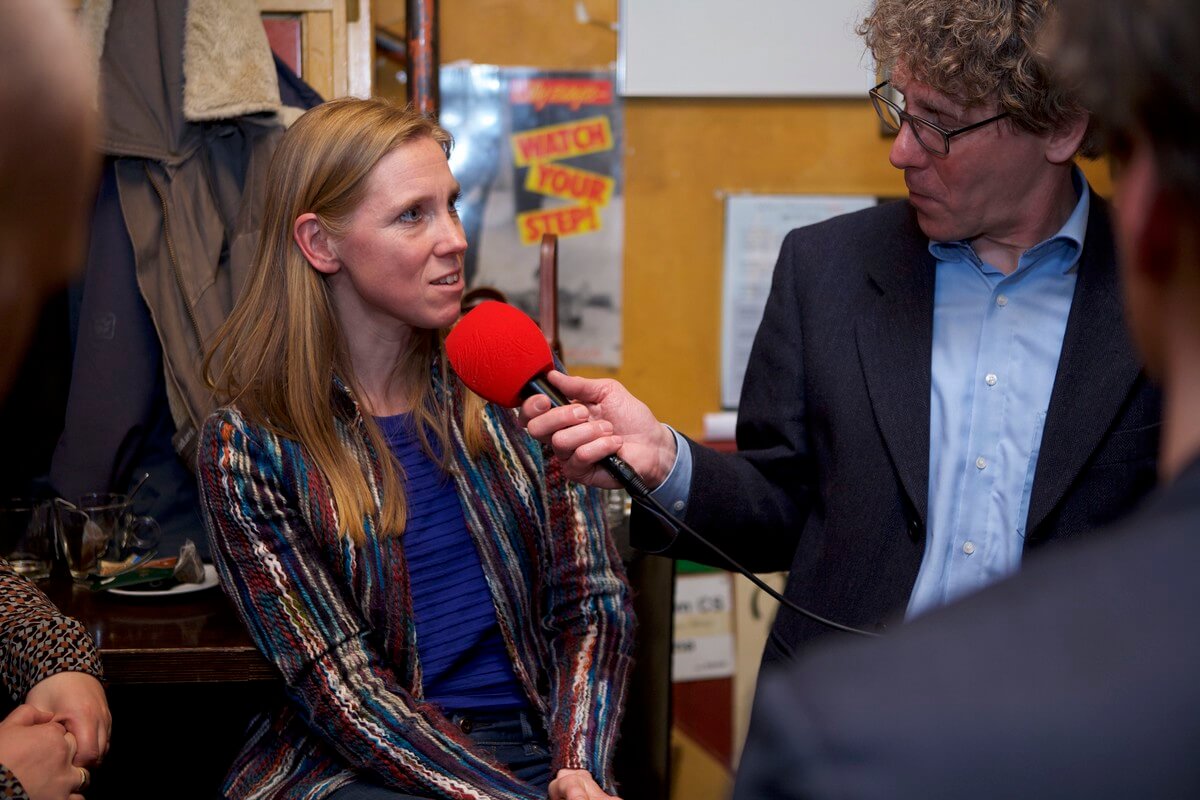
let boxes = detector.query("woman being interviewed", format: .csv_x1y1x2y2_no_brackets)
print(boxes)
197,98,634,800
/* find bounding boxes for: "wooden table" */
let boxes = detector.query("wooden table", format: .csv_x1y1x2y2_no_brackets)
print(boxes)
41,574,280,798
44,575,275,684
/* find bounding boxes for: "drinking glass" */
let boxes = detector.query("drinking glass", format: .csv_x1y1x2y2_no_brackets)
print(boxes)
0,499,54,581
57,493,160,582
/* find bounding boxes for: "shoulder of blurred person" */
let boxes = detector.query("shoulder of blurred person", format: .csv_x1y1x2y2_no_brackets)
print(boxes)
735,461,1200,799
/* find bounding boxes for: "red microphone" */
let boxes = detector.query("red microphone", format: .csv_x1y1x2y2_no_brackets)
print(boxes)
445,300,558,407
446,301,650,498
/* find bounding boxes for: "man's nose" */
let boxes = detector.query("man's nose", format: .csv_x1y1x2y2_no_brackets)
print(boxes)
889,121,929,170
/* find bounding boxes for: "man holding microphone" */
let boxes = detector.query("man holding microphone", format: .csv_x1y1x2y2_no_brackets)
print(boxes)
522,0,1159,663
734,0,1200,792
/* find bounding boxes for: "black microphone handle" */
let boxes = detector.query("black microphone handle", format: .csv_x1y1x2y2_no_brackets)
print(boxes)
524,374,653,500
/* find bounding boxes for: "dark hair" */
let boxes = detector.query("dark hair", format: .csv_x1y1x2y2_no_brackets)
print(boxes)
859,0,1099,156
1052,0,1200,209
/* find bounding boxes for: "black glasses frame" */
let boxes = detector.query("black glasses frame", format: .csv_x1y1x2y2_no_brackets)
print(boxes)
869,80,1010,156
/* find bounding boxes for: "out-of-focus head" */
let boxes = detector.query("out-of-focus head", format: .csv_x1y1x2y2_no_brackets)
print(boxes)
860,0,1091,148
1053,0,1200,212
251,98,455,348
0,0,99,394
1050,0,1200,375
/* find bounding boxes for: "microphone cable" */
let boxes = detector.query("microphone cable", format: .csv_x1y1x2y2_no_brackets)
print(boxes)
631,491,881,639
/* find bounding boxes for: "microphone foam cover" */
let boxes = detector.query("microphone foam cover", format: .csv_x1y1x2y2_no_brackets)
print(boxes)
445,301,555,407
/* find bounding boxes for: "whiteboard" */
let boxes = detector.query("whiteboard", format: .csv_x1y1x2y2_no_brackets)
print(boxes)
618,0,875,98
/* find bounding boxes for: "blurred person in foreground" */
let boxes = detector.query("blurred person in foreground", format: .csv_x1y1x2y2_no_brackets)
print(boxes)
196,98,633,800
521,0,1158,664
0,1,110,798
734,0,1200,795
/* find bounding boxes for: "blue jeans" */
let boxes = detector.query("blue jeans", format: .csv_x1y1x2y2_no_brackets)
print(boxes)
326,707,553,799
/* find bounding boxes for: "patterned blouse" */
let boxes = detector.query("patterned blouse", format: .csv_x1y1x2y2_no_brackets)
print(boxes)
0,560,104,798
197,375,635,800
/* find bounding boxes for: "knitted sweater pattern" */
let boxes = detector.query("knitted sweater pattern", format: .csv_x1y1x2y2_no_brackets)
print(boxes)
196,376,634,800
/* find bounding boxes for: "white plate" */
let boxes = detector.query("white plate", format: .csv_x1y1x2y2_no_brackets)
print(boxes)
109,564,219,597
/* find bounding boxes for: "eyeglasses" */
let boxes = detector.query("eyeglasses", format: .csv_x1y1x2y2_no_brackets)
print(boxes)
869,80,1010,156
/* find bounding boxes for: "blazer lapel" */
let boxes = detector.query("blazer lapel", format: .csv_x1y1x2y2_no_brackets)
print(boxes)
1026,199,1143,534
855,208,937,527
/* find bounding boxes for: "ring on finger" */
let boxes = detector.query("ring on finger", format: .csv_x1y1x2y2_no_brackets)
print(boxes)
77,766,90,791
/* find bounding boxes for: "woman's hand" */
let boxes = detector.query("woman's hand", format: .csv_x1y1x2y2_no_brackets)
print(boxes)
0,704,88,800
548,768,621,800
26,672,110,767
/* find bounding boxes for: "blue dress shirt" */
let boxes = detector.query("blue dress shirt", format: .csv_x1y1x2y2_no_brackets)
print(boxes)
908,174,1089,616
654,171,1091,620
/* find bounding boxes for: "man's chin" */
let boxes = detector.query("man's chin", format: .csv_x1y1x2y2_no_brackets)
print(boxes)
910,208,946,241
907,202,961,243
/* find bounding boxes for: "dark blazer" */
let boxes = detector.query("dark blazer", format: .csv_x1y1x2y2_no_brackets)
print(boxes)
732,456,1200,799
634,198,1161,663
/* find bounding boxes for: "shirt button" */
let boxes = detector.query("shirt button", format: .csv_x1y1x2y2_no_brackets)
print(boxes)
985,373,998,386
458,717,474,734
963,541,976,555
672,500,685,513
996,295,1009,307
976,456,988,470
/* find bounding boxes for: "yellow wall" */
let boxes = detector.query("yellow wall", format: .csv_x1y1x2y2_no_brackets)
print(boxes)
376,0,1113,439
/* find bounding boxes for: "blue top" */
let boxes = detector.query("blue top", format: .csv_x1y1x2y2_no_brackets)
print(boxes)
376,413,527,712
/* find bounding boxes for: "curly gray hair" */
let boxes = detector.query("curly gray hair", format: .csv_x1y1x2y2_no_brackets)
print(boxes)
859,0,1098,156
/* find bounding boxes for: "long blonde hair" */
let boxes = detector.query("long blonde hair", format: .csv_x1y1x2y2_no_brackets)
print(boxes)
205,98,483,544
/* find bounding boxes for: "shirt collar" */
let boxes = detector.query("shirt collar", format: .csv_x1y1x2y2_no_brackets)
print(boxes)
928,166,1090,275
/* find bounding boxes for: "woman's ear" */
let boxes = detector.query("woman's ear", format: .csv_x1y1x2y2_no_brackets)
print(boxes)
294,213,340,275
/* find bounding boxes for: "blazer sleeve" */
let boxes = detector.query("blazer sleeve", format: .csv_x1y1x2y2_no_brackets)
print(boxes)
0,560,103,702
534,436,635,793
633,228,817,573
196,409,542,800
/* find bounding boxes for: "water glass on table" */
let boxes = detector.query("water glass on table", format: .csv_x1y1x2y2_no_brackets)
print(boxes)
56,493,160,582
0,499,55,581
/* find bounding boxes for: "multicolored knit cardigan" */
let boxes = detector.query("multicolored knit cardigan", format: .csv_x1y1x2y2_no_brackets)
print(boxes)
196,373,635,800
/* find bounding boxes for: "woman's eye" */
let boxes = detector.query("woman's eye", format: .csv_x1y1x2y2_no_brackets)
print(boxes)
448,194,462,217
397,206,423,223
